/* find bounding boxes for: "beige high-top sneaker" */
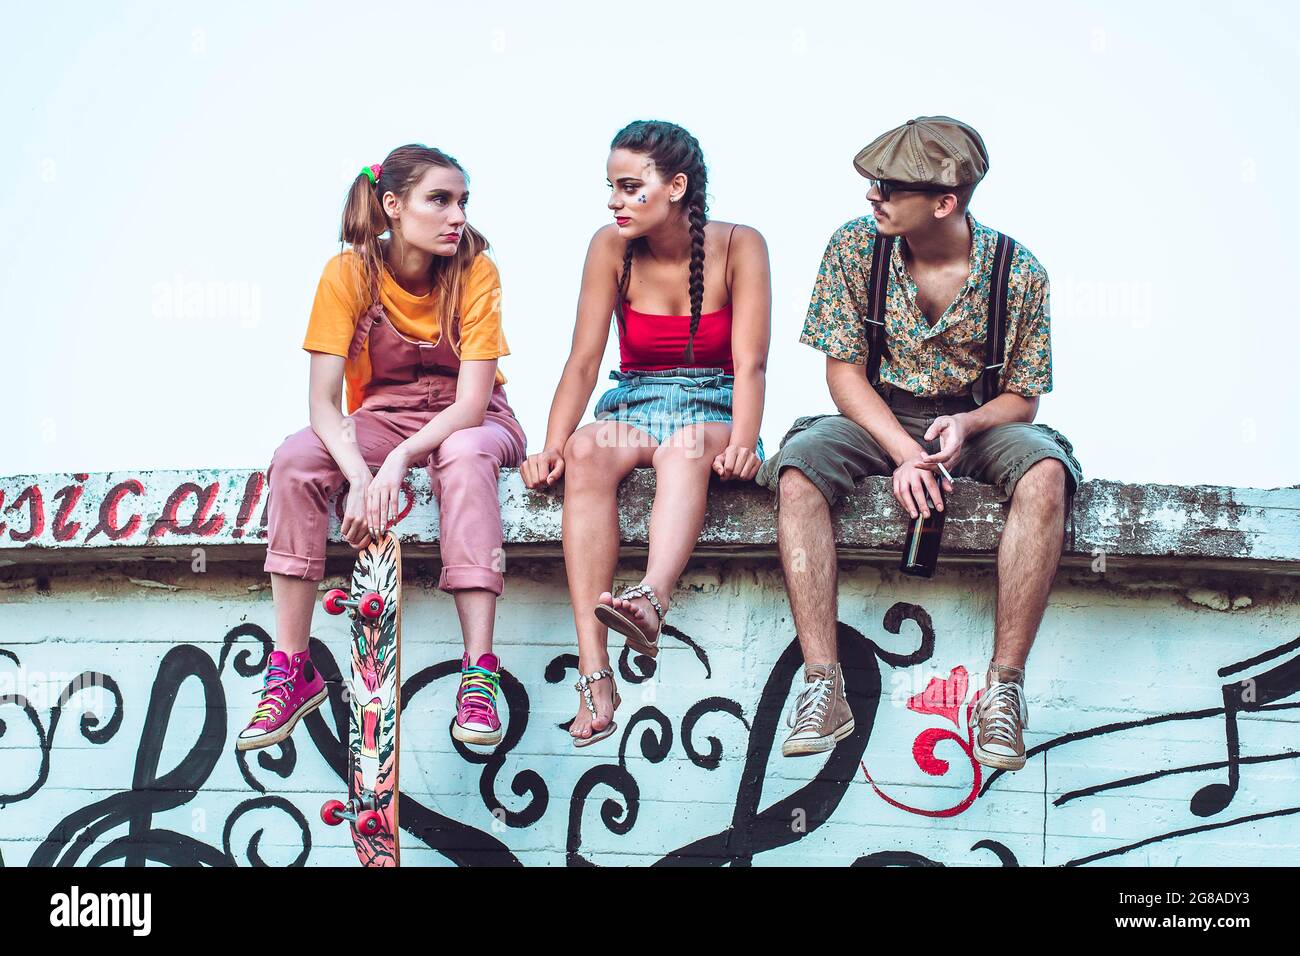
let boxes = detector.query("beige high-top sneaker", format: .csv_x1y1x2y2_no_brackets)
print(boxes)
973,662,1029,770
782,662,855,756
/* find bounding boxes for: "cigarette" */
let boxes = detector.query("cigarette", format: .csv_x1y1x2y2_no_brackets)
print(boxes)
936,462,954,483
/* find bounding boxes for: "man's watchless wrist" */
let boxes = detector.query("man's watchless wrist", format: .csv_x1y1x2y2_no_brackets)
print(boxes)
890,440,928,468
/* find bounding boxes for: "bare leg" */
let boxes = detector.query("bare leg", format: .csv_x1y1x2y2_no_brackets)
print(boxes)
561,421,655,740
270,573,317,655
992,458,1068,669
455,589,496,661
599,423,733,639
775,468,840,666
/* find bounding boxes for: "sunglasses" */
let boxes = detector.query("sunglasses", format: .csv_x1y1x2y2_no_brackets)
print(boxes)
867,179,959,202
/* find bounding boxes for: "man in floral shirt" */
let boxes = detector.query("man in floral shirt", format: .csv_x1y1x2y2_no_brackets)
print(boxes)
756,116,1083,770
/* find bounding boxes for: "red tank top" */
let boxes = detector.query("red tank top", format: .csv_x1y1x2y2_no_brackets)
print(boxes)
618,301,735,374
617,224,739,374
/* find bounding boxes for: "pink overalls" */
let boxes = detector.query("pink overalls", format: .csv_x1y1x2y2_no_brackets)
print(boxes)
263,300,527,593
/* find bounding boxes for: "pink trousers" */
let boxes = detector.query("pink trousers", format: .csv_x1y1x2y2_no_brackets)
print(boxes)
263,380,526,594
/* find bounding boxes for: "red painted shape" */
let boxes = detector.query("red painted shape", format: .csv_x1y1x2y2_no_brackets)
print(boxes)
913,725,961,776
6,485,45,542
231,472,265,539
362,698,382,753
862,748,982,818
52,480,86,542
86,479,144,542
907,665,968,728
258,478,269,536
861,664,983,817
397,480,415,522
148,481,226,538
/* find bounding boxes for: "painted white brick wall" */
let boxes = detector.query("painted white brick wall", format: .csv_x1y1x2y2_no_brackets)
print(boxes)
3,558,1298,867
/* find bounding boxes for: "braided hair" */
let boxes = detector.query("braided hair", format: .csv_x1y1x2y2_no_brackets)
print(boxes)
609,120,709,364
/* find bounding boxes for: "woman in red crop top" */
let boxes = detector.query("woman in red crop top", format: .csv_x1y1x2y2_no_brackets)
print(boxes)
521,120,771,746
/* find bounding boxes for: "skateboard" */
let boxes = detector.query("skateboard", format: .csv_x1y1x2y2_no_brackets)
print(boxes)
319,532,402,867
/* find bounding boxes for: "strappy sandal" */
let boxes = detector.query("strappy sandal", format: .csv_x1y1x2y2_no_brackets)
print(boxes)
594,583,666,659
572,667,621,748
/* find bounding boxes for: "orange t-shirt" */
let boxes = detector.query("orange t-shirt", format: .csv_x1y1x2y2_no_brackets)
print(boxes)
302,250,510,414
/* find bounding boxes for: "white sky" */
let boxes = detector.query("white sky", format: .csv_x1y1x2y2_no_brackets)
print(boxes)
3,0,1297,489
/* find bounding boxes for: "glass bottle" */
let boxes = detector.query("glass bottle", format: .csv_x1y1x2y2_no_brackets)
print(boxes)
900,488,945,578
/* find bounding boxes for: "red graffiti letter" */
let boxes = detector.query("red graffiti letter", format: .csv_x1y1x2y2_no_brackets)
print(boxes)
149,481,226,538
52,475,89,542
6,484,45,542
86,479,145,542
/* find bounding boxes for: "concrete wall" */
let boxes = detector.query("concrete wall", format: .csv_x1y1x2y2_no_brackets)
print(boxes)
2,469,1298,866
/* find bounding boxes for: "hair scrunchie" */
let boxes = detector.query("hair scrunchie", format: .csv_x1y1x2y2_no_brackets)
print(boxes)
360,162,384,184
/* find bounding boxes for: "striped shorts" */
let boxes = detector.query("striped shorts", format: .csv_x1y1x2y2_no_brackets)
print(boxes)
593,366,765,458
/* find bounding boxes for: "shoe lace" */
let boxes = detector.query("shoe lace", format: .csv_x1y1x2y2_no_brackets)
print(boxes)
977,680,1026,743
459,665,501,722
250,660,293,722
787,677,833,733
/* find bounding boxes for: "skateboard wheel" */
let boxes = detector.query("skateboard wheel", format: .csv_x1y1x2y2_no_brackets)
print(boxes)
356,810,383,836
358,591,384,620
320,799,346,826
322,589,349,615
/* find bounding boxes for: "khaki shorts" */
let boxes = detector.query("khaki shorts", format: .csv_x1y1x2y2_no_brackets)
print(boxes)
754,385,1084,506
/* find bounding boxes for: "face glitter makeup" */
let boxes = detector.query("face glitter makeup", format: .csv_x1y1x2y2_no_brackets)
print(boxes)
637,194,647,203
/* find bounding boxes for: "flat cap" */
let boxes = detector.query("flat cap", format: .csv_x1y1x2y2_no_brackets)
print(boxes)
853,116,989,187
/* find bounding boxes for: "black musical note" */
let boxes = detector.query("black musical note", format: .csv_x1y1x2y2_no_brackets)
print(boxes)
1191,637,1300,817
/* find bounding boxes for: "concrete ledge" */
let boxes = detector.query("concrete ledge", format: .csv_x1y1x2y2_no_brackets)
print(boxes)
1,469,1298,573
4,467,1300,867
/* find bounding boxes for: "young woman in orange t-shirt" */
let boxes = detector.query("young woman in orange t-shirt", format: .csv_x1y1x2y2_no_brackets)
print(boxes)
237,144,526,754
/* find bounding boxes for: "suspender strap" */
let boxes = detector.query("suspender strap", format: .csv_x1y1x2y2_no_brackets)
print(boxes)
864,230,1017,402
347,301,384,362
864,233,895,386
973,232,1016,406
347,300,461,369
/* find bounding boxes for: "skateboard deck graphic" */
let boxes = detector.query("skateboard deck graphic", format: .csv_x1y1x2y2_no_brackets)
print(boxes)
320,532,401,866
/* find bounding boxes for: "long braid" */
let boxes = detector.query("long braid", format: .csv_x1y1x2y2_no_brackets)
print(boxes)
608,120,711,363
615,238,636,335
684,193,707,364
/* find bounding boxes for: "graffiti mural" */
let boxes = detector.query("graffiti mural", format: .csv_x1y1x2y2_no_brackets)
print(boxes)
3,560,1297,867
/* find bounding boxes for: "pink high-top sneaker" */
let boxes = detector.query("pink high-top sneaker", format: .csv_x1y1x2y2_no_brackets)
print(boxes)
236,649,328,751
452,653,503,746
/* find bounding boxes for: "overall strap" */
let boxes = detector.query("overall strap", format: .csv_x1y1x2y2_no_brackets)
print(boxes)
347,299,460,374
347,300,385,363
864,233,895,386
972,232,1017,406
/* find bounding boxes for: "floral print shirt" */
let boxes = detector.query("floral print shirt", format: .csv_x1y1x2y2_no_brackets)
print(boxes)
799,213,1052,397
